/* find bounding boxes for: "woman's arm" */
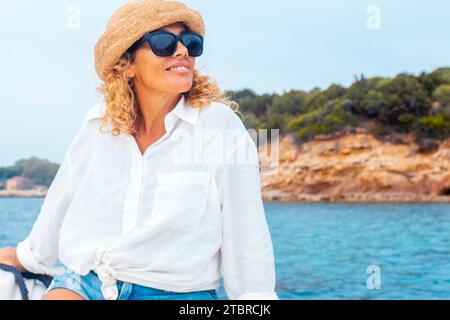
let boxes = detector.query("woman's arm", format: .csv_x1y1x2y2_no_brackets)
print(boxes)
0,247,26,272
15,152,75,277
217,128,279,300
15,106,97,276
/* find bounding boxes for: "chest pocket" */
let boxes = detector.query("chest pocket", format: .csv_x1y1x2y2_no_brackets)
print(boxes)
148,170,211,230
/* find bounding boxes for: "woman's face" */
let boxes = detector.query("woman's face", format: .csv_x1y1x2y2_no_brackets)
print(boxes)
126,22,196,95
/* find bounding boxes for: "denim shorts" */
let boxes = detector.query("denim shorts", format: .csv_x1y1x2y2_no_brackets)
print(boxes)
45,268,219,300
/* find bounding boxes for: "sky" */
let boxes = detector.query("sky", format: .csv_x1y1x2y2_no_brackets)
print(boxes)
0,0,449,166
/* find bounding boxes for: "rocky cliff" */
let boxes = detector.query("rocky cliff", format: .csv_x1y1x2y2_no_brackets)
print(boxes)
259,129,450,202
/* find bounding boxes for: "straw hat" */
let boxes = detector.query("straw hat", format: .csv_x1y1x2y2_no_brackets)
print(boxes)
94,0,206,82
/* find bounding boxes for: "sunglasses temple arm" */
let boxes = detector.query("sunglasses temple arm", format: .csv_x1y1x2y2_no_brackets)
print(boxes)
127,38,146,54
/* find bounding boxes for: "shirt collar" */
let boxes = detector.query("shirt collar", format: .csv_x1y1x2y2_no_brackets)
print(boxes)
87,94,199,126
171,94,199,126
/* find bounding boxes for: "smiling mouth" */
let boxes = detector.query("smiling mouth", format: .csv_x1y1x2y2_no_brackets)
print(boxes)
165,66,191,74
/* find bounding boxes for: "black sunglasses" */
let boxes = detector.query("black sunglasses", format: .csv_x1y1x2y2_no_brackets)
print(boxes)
128,31,204,57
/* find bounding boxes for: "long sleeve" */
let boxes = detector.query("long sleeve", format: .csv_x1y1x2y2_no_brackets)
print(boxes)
217,128,279,300
16,152,75,277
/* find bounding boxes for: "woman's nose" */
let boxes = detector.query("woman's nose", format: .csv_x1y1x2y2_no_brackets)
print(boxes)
174,40,189,56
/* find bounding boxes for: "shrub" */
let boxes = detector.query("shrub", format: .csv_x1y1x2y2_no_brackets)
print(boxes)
413,114,450,139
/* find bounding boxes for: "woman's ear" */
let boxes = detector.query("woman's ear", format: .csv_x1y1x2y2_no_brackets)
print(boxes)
125,66,135,79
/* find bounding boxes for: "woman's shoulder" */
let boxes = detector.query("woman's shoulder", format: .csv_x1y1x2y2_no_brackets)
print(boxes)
64,101,107,158
85,100,107,123
77,101,110,137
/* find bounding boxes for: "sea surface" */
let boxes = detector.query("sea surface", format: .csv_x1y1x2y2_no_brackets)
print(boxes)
1,198,449,299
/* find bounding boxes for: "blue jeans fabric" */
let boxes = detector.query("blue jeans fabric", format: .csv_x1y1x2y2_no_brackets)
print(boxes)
45,268,219,300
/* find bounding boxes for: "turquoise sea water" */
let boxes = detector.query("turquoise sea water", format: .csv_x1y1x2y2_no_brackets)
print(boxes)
1,198,449,299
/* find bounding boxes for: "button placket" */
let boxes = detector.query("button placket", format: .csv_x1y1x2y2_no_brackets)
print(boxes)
122,145,144,235
121,114,179,235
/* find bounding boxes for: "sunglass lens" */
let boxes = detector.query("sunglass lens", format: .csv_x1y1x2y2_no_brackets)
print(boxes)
150,33,177,56
182,34,203,57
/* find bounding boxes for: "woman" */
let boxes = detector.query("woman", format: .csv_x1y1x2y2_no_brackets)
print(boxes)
0,0,278,300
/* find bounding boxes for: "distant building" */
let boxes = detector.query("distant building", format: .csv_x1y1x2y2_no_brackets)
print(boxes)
6,176,34,190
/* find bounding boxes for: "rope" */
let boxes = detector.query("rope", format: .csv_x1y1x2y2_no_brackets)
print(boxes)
22,271,53,287
0,263,29,299
0,263,53,300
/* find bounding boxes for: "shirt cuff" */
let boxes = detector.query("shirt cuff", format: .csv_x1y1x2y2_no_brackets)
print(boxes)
234,292,279,300
16,237,65,277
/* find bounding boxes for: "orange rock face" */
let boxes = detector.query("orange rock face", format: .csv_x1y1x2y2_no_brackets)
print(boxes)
259,131,450,202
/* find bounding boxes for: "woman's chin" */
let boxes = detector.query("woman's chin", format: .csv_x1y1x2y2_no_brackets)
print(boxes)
165,79,193,90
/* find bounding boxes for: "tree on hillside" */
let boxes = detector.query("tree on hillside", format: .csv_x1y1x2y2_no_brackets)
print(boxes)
21,157,59,186
366,74,432,127
413,114,450,139
237,93,277,119
418,67,450,96
433,84,450,110
0,157,59,187
345,74,385,116
287,98,358,143
225,88,257,102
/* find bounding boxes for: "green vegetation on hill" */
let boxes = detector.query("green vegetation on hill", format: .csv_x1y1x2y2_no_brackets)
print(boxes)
0,157,59,187
227,67,450,144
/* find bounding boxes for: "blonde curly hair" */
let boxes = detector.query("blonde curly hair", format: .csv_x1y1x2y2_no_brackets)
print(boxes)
96,50,241,137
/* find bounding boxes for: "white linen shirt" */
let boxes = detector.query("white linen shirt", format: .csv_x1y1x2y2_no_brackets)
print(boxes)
16,95,278,300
